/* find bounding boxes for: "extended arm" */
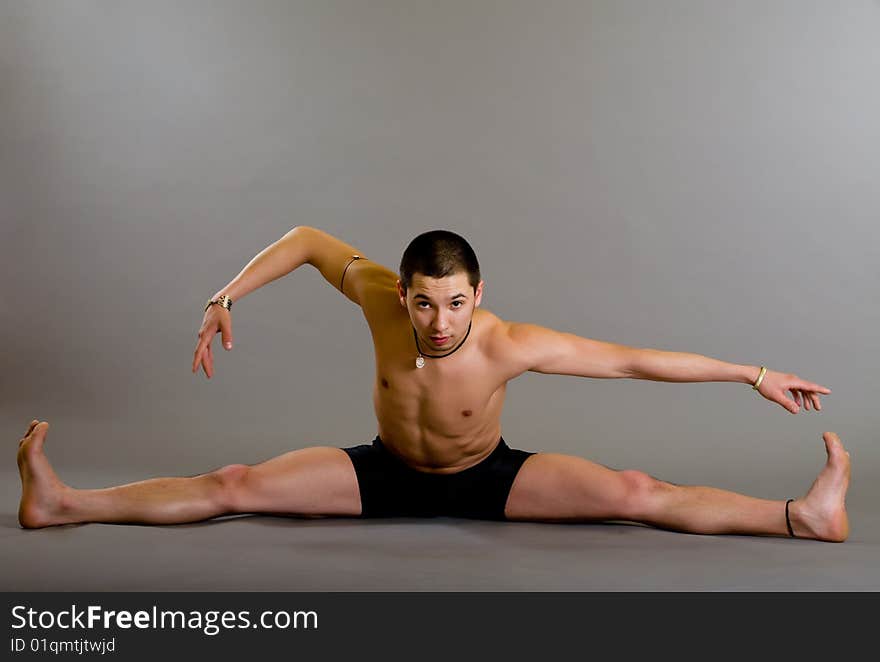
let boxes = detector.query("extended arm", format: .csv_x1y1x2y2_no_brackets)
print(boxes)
629,348,832,413
628,348,758,384
502,322,831,414
503,322,637,379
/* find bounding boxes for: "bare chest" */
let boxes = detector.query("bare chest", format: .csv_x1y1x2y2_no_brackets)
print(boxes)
370,315,507,433
378,346,501,415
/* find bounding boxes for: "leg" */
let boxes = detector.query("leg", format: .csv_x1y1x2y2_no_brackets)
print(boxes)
504,432,850,542
16,420,361,528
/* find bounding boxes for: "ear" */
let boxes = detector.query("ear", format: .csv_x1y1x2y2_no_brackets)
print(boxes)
396,279,407,307
474,280,484,307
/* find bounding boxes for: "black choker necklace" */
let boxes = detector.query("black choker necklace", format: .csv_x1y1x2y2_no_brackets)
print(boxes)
413,320,472,368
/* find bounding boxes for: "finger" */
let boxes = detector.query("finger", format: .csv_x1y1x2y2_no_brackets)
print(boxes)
200,337,212,378
193,331,208,372
221,322,233,350
193,339,208,373
206,341,214,378
802,390,810,411
811,392,821,411
790,389,801,408
799,382,831,396
195,327,218,372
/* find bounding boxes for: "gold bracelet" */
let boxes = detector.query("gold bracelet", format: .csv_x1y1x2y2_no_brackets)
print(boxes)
205,295,233,312
752,365,767,390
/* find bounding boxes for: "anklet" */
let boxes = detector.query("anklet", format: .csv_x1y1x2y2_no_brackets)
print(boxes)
785,498,797,538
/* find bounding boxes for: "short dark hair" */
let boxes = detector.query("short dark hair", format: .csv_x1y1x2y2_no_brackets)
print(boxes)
399,230,481,293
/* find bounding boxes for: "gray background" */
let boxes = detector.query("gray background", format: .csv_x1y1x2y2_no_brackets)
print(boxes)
2,1,878,590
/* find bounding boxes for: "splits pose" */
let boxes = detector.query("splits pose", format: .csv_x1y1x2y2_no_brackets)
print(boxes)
17,227,850,541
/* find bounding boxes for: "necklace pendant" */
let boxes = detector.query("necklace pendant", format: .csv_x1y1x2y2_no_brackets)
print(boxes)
415,356,425,369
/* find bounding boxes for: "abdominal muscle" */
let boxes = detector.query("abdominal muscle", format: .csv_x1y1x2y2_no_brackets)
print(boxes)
361,304,515,473
373,382,507,473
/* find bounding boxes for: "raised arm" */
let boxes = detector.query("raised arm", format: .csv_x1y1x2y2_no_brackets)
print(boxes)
193,225,315,377
301,226,398,305
193,226,397,378
206,225,314,304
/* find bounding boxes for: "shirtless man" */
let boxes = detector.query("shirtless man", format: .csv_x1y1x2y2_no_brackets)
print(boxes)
17,226,850,541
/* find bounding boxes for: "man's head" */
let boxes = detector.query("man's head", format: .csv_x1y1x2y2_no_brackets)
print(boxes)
397,230,484,352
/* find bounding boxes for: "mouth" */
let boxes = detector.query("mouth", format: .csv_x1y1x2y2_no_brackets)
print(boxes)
430,335,450,346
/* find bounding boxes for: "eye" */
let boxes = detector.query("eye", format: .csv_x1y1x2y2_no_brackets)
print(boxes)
417,302,431,308
452,301,464,308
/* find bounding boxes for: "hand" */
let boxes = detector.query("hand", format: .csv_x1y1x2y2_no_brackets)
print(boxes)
192,303,234,379
755,369,831,414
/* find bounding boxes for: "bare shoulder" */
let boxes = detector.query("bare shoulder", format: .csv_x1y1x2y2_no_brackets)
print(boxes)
482,313,539,349
477,308,508,345
485,316,636,379
478,310,535,374
482,316,579,374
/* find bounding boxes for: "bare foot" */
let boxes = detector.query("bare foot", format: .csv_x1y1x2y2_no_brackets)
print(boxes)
789,432,851,542
17,421,73,528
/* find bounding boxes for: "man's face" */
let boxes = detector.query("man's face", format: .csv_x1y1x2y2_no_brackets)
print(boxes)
397,271,484,352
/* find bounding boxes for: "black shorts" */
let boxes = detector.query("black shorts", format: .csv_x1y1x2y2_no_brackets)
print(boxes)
342,436,535,520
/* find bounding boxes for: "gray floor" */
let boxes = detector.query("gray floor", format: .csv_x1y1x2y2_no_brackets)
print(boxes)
2,470,877,592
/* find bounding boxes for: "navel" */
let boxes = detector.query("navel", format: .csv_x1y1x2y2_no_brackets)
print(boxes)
381,378,389,389
462,409,473,417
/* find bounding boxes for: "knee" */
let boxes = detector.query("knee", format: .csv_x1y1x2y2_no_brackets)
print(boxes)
211,464,250,511
617,470,669,519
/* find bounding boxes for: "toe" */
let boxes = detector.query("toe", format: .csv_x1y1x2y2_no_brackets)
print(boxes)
822,431,842,449
29,423,48,449
822,433,851,469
